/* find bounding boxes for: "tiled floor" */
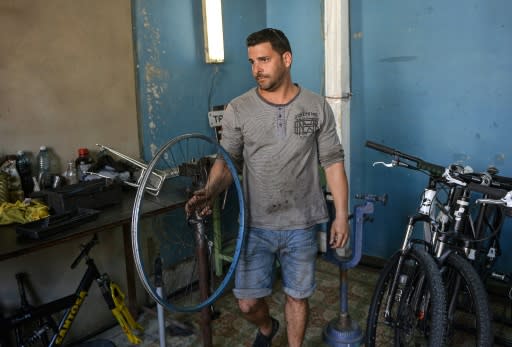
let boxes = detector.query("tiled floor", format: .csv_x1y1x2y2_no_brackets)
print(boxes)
82,257,377,347
83,256,512,347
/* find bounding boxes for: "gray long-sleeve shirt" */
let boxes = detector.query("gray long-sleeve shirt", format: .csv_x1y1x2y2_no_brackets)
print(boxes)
220,86,344,230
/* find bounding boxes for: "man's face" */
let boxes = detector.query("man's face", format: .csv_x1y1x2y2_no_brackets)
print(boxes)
248,42,290,92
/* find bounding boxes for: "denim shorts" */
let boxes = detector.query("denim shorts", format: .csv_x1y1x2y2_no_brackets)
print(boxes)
233,226,318,300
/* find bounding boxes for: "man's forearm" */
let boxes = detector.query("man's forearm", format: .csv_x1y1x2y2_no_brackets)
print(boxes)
324,161,349,220
205,158,234,196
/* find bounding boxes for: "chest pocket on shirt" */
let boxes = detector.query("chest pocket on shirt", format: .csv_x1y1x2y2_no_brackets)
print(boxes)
293,112,320,137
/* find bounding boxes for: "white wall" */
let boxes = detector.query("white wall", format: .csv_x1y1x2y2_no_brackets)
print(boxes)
0,1,142,342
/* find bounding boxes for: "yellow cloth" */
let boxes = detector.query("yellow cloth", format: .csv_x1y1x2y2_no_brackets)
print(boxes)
0,200,49,225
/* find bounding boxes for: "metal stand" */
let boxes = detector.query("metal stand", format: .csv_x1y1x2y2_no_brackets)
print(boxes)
322,194,386,347
154,257,166,347
188,214,213,347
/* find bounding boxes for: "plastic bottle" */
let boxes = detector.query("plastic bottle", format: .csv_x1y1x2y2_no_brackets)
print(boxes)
75,148,94,181
36,146,51,188
63,161,79,185
2,155,24,202
0,171,9,203
16,150,34,196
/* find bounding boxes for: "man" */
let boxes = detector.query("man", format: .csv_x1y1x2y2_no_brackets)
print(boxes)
186,28,349,347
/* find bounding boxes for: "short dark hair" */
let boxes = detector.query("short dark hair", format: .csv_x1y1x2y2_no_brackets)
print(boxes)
246,28,292,55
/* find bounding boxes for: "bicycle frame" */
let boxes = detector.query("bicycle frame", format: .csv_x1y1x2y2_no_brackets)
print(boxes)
367,139,511,271
366,140,512,345
2,236,142,346
428,177,509,278
51,257,104,346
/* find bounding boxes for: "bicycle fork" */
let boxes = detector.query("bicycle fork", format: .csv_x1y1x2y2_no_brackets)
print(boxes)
384,215,432,324
98,275,144,344
48,261,143,346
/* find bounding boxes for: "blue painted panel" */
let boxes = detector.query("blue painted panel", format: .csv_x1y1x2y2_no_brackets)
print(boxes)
132,0,324,160
131,0,266,266
132,0,266,161
267,0,324,94
350,0,512,272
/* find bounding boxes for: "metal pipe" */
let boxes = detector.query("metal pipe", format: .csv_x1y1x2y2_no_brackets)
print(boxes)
154,257,166,347
339,269,349,315
95,143,176,196
192,215,213,347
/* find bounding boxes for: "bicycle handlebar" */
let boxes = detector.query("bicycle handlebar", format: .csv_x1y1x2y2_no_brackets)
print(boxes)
366,141,445,177
366,140,512,195
467,182,507,198
365,141,399,156
71,234,99,269
457,172,512,192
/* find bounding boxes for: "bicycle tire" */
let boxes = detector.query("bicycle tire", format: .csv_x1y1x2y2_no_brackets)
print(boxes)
441,252,493,347
365,248,447,347
131,133,246,312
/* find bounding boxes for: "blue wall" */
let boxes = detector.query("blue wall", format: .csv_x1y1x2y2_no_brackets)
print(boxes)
130,0,326,266
267,1,325,93
131,0,325,161
350,0,512,272
131,0,266,159
131,0,512,273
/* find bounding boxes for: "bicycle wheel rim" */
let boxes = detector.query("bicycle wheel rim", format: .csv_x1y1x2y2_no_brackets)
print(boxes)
366,248,447,347
131,133,246,312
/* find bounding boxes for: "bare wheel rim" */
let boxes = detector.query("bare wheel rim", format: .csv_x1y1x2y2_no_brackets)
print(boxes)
131,133,245,312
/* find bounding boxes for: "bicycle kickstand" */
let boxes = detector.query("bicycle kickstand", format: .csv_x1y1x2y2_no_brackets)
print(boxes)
109,282,144,344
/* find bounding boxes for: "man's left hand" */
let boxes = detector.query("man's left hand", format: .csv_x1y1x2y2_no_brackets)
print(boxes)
329,217,349,249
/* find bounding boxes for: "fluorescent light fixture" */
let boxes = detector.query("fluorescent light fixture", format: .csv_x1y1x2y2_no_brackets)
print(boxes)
202,0,225,63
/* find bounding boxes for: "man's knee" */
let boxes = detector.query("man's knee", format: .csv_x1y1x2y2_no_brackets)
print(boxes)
238,298,262,314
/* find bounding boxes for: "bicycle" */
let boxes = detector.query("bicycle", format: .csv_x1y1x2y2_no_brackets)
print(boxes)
428,165,512,346
365,237,447,346
428,166,512,286
0,234,143,347
364,140,500,346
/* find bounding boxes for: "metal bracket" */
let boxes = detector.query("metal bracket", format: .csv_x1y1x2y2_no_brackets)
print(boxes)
443,167,467,187
96,144,177,196
341,92,352,101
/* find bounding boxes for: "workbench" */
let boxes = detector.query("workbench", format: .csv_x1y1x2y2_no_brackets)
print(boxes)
0,185,188,316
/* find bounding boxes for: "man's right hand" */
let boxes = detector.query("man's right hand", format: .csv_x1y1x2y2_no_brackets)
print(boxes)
185,188,214,217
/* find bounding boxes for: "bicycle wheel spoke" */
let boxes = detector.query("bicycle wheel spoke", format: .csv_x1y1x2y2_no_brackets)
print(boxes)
132,133,246,312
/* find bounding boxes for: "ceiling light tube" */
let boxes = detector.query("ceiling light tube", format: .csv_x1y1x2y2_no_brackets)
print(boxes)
202,0,224,63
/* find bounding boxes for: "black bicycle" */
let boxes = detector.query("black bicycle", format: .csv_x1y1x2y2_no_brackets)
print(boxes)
0,235,143,347
426,164,512,346
365,140,498,346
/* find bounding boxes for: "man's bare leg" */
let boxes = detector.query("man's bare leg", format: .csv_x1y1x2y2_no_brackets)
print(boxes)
238,298,274,336
285,295,309,347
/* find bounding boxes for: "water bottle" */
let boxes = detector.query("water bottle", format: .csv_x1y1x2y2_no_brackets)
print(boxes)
16,150,34,196
37,146,51,188
0,171,8,203
2,155,24,201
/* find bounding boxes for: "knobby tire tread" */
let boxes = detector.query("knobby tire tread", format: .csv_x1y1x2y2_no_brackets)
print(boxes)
443,252,493,347
365,248,447,347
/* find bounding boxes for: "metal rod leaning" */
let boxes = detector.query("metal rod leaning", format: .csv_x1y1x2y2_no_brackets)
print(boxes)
96,143,178,196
